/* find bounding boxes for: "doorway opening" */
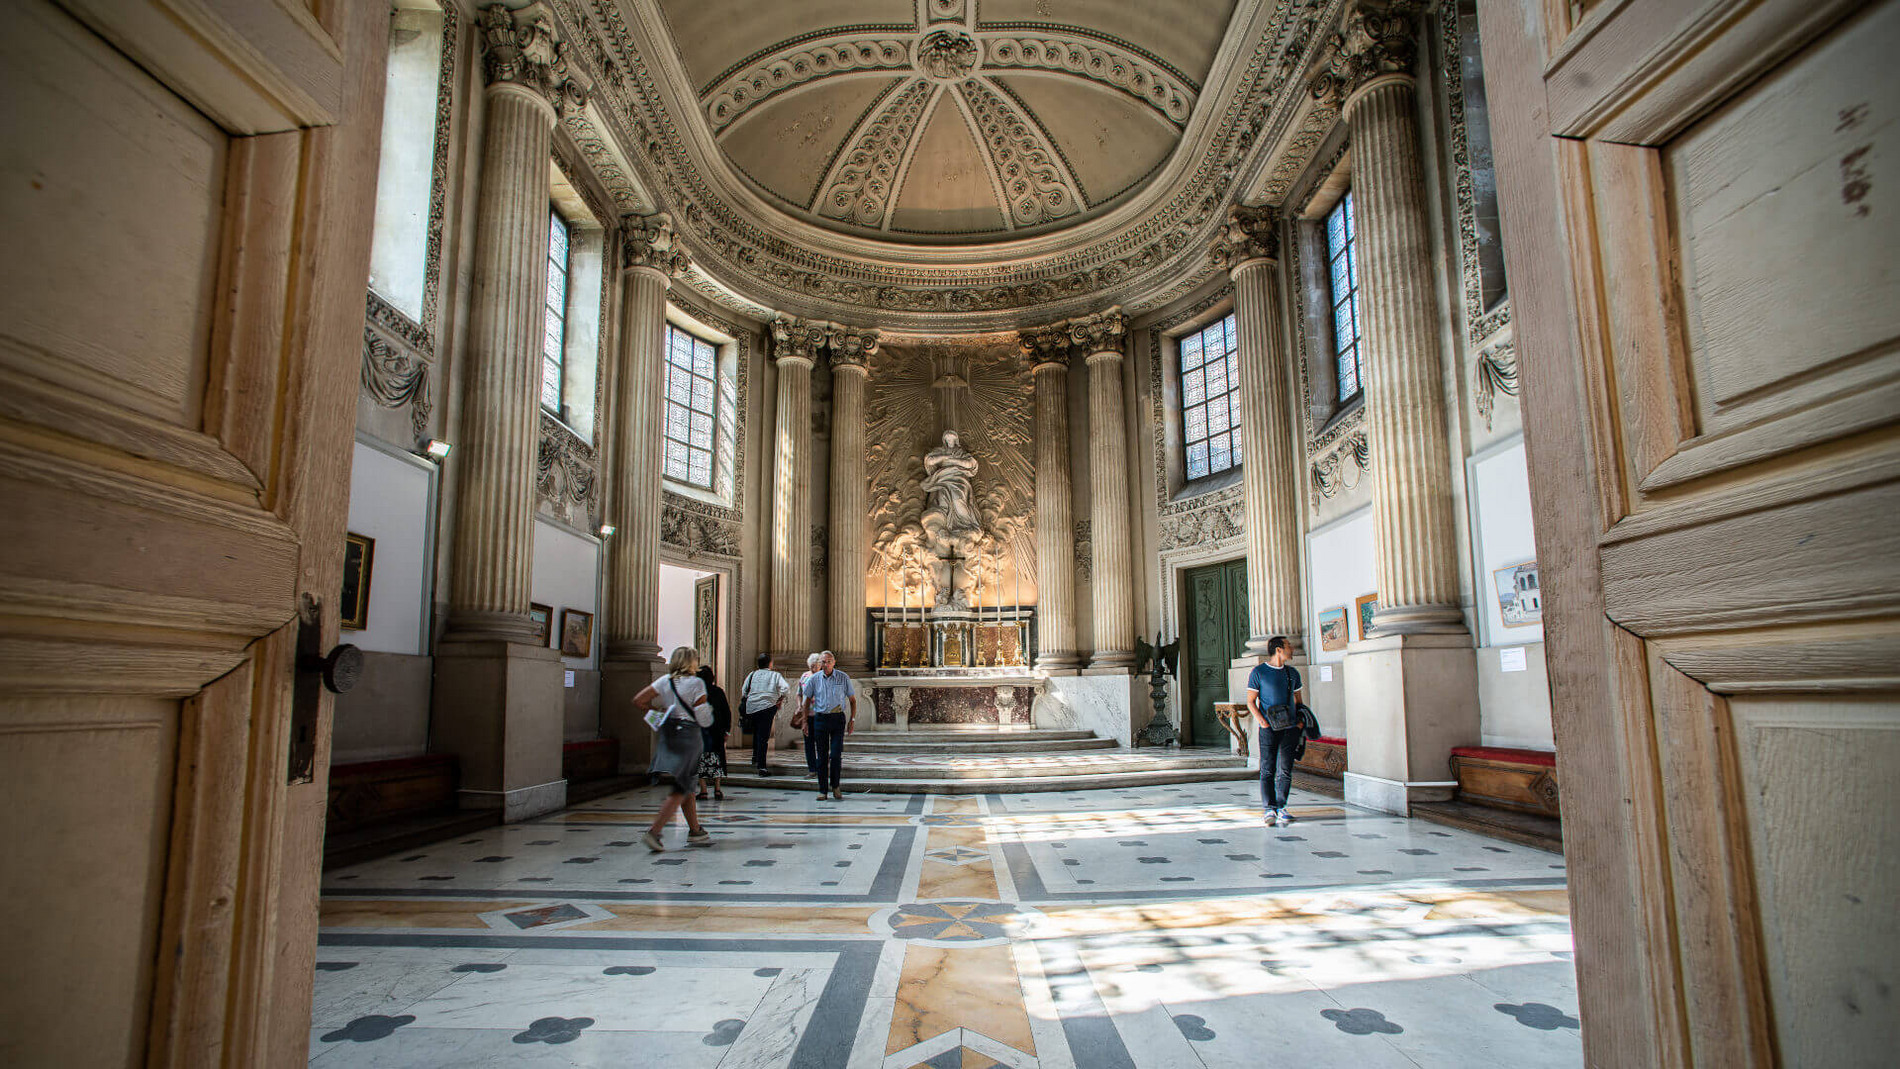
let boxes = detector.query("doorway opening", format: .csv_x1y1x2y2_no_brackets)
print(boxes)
659,561,724,686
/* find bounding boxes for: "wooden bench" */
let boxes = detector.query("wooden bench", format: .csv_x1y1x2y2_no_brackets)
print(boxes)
1448,746,1560,818
562,738,619,784
1296,736,1348,778
326,753,457,834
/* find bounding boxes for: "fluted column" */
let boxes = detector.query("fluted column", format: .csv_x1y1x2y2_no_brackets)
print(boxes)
603,214,690,672
1021,325,1080,672
446,4,589,641
826,325,878,675
1211,206,1305,657
1073,308,1136,669
1314,0,1463,634
769,317,826,662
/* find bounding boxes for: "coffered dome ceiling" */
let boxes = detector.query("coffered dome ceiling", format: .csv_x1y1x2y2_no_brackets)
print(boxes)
552,0,1344,329
660,0,1234,242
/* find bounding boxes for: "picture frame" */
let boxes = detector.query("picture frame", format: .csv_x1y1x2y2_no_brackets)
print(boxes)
1493,559,1542,628
340,532,374,631
559,607,594,658
1317,606,1350,652
529,602,553,647
1354,592,1380,640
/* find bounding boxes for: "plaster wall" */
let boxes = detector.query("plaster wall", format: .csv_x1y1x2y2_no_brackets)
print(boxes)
531,517,602,671
658,561,717,663
344,439,434,656
366,6,443,322
1467,437,1551,749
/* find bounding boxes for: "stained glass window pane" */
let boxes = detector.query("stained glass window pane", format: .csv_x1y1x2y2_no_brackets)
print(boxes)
1177,312,1241,479
688,455,711,486
1187,441,1210,480
691,378,713,412
1183,368,1205,406
694,339,715,377
1341,190,1355,240
690,411,713,449
1209,435,1231,473
1181,332,1203,368
1223,314,1237,353
662,323,721,488
1209,397,1230,435
542,209,569,416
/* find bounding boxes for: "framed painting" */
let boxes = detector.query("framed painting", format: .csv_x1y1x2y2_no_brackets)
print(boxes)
340,532,374,631
1354,592,1380,640
1493,559,1542,628
529,602,553,647
559,607,594,658
693,574,718,673
1317,606,1350,651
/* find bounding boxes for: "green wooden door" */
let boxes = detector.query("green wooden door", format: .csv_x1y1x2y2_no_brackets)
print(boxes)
1183,559,1249,747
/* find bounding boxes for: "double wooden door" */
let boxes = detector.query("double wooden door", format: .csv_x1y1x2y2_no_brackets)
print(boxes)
1183,559,1249,747
0,2,387,1065
1482,0,1899,1065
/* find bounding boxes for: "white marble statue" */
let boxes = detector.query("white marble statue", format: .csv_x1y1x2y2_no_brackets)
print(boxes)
919,430,984,610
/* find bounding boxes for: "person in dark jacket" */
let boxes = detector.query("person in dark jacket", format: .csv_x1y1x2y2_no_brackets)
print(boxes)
693,665,733,801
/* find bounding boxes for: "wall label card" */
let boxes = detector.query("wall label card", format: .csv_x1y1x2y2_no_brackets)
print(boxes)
1499,647,1527,673
564,670,576,688
1319,665,1334,682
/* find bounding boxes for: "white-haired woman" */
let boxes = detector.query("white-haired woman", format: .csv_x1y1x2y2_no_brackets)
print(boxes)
634,646,713,852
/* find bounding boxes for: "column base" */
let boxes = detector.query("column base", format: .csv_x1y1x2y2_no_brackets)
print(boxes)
1342,631,1480,811
444,608,544,644
1342,772,1457,815
430,638,566,816
1035,651,1082,674
459,779,568,823
1243,634,1305,660
600,655,667,774
1372,602,1469,635
1086,651,1136,670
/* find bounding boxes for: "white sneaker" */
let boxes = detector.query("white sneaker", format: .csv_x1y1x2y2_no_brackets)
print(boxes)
1279,809,1299,826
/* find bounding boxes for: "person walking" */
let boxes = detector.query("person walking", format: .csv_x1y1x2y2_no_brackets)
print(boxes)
1246,636,1305,827
693,665,732,801
634,646,713,851
796,652,822,778
798,650,857,800
736,653,790,776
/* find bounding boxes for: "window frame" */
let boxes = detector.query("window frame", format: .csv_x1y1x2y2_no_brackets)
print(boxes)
1324,190,1365,406
662,322,720,490
1178,311,1242,483
541,206,570,418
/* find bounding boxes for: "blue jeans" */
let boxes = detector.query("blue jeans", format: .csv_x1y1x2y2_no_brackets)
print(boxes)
1258,725,1301,810
810,711,847,792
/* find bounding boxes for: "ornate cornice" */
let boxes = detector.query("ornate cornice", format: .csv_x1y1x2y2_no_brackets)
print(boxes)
620,210,691,275
1308,0,1423,109
480,1,591,115
539,0,1345,330
1208,203,1281,270
1070,307,1128,356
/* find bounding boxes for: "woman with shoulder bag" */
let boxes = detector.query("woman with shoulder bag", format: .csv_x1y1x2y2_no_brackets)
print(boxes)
693,665,732,801
633,646,714,852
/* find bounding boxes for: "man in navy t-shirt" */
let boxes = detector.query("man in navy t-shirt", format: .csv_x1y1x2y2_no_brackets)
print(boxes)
1246,636,1305,826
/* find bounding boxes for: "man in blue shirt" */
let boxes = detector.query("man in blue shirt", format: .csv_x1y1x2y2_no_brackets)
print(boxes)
798,650,858,800
1246,636,1305,827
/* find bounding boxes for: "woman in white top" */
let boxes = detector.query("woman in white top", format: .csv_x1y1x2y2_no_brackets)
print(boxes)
633,646,712,852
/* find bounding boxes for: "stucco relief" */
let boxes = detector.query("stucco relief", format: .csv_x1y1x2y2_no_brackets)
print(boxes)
661,496,741,557
537,414,600,527
360,326,433,438
866,336,1036,610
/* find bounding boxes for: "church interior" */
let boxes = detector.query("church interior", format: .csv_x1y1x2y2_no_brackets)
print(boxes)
2,0,1895,1065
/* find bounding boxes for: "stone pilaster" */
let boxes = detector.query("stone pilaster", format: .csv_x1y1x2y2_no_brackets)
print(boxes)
432,2,592,821
1210,205,1305,659
827,325,879,675
600,213,690,771
1072,308,1135,670
769,316,826,663
1312,0,1478,814
1020,325,1079,673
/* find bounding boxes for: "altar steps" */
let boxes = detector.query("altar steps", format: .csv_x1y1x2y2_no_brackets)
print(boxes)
721,738,1251,795
844,737,1117,755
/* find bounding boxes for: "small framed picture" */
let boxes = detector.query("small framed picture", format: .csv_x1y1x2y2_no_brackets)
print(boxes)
559,608,594,658
1317,606,1349,652
1493,559,1542,628
529,602,553,647
340,532,374,631
1354,592,1380,640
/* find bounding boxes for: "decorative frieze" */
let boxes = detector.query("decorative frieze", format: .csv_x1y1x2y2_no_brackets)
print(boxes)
1159,497,1245,552
479,2,590,115
360,328,433,438
661,496,741,558
1473,339,1519,431
1310,430,1370,505
536,414,599,527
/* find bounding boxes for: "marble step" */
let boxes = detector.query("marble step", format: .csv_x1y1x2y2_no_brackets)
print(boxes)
745,750,1245,782
852,728,1096,742
720,764,1252,795
842,737,1116,754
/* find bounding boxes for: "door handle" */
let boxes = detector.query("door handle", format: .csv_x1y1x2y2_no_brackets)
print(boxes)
289,594,363,783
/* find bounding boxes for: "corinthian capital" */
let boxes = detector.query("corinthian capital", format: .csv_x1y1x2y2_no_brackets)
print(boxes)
480,2,591,116
1308,0,1423,109
1209,204,1281,271
828,325,880,368
771,315,828,364
1068,307,1127,356
1019,323,1073,369
621,212,691,276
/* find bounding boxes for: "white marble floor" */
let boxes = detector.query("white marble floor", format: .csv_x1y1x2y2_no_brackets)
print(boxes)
312,781,1581,1068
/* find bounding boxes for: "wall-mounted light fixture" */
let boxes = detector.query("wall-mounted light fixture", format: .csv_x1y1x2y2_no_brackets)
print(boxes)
597,523,617,537
421,439,453,460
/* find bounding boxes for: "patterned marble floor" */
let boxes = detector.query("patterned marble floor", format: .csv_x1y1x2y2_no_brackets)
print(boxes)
311,781,1581,1067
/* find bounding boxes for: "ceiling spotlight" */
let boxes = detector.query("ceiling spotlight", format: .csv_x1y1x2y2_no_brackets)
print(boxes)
422,439,453,459
598,523,617,537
